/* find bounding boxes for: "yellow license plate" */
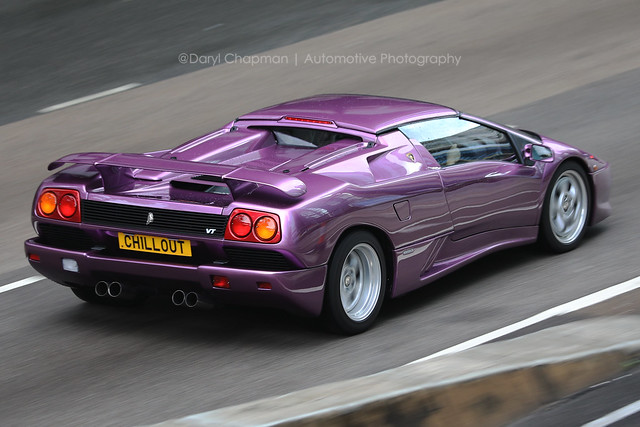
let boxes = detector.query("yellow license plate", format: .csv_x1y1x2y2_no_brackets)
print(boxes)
118,233,192,257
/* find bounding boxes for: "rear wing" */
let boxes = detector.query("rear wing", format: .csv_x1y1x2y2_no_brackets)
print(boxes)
48,152,307,198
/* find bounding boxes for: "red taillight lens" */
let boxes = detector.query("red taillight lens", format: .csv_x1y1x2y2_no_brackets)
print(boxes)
254,216,278,241
224,209,281,243
283,116,334,125
39,192,57,215
35,188,81,222
58,194,78,218
230,213,252,237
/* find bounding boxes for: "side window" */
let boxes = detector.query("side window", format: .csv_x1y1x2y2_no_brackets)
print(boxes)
399,118,517,167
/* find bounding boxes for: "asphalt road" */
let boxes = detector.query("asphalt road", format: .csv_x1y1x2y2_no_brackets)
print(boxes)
0,0,434,125
1,0,640,425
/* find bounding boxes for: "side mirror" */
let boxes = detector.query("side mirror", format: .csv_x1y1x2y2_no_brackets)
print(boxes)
523,143,554,163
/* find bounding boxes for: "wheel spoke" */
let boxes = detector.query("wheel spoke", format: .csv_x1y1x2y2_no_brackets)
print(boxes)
559,179,569,194
339,243,382,322
556,194,564,210
348,254,358,269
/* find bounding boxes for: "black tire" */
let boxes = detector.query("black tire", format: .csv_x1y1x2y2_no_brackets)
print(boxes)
539,161,591,253
322,231,386,335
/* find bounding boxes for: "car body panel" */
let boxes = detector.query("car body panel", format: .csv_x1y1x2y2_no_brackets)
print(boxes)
438,161,542,240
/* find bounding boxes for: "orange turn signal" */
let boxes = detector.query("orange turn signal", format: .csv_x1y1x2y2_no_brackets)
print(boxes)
39,192,57,215
254,216,278,241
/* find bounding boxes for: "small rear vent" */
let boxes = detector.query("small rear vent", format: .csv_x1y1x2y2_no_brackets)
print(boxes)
171,180,230,194
191,175,225,183
224,247,298,271
38,223,95,250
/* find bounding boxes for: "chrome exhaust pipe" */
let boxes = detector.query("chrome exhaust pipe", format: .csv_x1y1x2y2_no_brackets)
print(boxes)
95,281,109,297
107,281,123,298
171,290,186,306
184,292,199,308
185,291,214,309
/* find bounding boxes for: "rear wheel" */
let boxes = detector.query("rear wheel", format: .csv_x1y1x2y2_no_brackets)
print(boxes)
323,231,386,335
540,162,590,252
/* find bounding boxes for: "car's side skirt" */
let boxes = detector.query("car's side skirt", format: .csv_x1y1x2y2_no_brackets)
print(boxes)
391,226,538,298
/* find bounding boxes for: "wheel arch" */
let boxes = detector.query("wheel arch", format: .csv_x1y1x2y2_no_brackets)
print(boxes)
329,224,395,297
553,156,595,223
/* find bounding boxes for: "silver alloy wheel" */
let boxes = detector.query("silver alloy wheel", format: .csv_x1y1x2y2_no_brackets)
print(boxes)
549,170,588,245
339,243,382,322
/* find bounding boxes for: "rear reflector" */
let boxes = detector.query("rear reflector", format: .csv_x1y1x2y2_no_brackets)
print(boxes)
257,282,272,290
28,253,40,262
212,275,230,289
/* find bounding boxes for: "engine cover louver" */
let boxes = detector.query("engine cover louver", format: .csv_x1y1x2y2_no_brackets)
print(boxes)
82,200,228,238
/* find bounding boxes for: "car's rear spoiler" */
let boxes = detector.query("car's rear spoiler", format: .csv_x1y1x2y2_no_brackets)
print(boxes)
48,152,307,198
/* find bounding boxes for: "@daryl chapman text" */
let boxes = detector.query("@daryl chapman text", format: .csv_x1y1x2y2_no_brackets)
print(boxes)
179,52,461,67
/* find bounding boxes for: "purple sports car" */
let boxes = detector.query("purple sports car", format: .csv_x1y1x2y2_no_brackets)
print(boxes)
25,95,611,334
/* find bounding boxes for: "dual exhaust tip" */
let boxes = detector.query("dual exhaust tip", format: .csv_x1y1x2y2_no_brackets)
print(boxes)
95,281,124,298
171,290,202,308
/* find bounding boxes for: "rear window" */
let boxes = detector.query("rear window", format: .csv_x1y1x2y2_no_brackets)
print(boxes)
267,127,362,149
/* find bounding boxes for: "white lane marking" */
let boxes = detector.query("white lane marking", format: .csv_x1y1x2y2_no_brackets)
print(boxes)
0,276,45,294
582,399,640,427
409,275,640,364
203,23,223,31
37,83,141,113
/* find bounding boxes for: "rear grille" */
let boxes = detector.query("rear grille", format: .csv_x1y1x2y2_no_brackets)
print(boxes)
38,223,95,250
82,200,228,237
224,247,298,271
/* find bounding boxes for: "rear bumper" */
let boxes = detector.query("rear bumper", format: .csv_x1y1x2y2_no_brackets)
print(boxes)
24,238,326,316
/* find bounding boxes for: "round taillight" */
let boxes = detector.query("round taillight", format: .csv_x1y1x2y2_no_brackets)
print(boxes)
39,191,57,215
58,194,78,218
254,216,278,241
230,213,252,237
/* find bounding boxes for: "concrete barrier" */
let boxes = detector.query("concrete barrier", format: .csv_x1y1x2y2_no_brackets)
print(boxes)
148,316,640,426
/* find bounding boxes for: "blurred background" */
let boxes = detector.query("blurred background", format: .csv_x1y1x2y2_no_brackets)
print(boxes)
1,0,639,425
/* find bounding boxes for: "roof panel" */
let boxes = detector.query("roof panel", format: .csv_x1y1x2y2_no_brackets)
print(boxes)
237,94,457,133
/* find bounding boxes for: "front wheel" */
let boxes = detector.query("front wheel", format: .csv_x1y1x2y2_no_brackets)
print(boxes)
323,231,386,335
540,162,591,253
